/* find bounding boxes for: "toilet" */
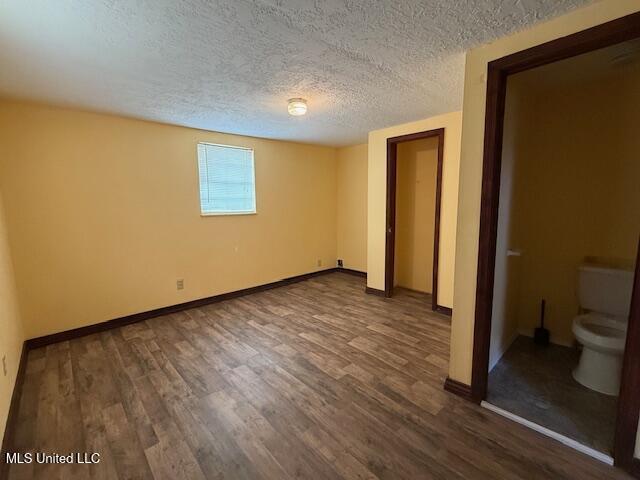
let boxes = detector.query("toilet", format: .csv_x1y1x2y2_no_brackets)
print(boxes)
572,264,634,395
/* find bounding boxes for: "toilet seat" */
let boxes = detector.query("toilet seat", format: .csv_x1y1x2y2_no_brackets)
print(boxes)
572,313,626,353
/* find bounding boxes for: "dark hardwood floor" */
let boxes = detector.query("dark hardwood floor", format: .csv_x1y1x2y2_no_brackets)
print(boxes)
5,272,631,479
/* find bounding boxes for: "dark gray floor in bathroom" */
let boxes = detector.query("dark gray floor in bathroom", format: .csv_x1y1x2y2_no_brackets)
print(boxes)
487,336,618,455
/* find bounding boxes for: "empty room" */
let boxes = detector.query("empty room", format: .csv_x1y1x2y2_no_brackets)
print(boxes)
1,1,639,479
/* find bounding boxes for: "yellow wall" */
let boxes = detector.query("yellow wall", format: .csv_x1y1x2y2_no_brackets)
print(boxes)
497,69,640,348
450,0,640,384
0,192,24,441
394,137,438,293
0,100,338,339
336,143,368,272
367,111,462,308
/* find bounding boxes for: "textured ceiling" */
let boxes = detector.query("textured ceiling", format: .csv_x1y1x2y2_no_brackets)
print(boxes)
0,0,593,146
510,38,640,90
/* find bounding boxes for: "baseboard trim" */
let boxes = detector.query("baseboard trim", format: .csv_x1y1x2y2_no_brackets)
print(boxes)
365,286,386,297
1,266,370,475
481,401,614,466
443,377,474,401
434,305,452,316
337,268,367,278
26,268,343,350
0,341,28,479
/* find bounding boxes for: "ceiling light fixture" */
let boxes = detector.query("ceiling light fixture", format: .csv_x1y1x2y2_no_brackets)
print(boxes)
287,98,307,116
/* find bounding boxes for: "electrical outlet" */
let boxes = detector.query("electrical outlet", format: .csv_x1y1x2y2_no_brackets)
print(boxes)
337,259,343,267
317,259,322,267
176,279,184,290
2,355,7,377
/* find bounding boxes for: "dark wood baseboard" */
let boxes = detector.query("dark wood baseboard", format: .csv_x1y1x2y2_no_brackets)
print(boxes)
628,458,640,479
0,342,28,479
434,305,453,316
336,268,367,278
2,266,370,475
26,268,343,350
443,377,474,402
365,286,386,297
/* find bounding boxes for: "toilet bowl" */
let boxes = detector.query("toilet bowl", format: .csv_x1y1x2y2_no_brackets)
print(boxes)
572,313,626,395
572,264,633,396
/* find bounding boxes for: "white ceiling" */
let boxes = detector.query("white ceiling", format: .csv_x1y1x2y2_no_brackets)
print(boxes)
0,0,593,146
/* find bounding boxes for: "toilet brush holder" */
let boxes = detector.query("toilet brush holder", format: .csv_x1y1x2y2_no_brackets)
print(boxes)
534,299,550,346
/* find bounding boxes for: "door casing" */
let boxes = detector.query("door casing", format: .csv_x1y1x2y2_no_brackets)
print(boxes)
468,10,640,474
385,128,446,313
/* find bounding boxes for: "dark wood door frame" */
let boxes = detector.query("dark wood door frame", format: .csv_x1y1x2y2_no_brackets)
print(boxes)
469,11,640,473
385,128,446,312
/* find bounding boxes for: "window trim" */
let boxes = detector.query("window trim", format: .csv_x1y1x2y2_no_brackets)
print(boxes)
197,141,257,217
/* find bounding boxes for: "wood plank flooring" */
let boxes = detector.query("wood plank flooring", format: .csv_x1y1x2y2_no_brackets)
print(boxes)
5,272,631,479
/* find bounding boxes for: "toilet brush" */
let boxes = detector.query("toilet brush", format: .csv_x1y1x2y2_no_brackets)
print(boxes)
534,299,550,346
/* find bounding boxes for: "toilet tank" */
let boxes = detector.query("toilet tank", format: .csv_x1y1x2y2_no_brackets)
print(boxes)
578,264,635,318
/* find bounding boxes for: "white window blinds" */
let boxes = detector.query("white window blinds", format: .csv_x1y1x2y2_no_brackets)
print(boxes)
197,143,256,215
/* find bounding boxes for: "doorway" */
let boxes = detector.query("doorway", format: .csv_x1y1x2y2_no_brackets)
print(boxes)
384,128,445,311
470,11,640,474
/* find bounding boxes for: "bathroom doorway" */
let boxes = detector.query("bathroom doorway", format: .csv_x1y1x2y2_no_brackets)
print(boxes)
469,12,640,475
384,128,446,311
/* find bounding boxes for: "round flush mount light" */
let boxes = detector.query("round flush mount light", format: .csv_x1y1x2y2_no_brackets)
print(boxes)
287,98,307,116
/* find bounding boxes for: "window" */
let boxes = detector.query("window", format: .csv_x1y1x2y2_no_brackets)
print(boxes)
197,143,256,215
